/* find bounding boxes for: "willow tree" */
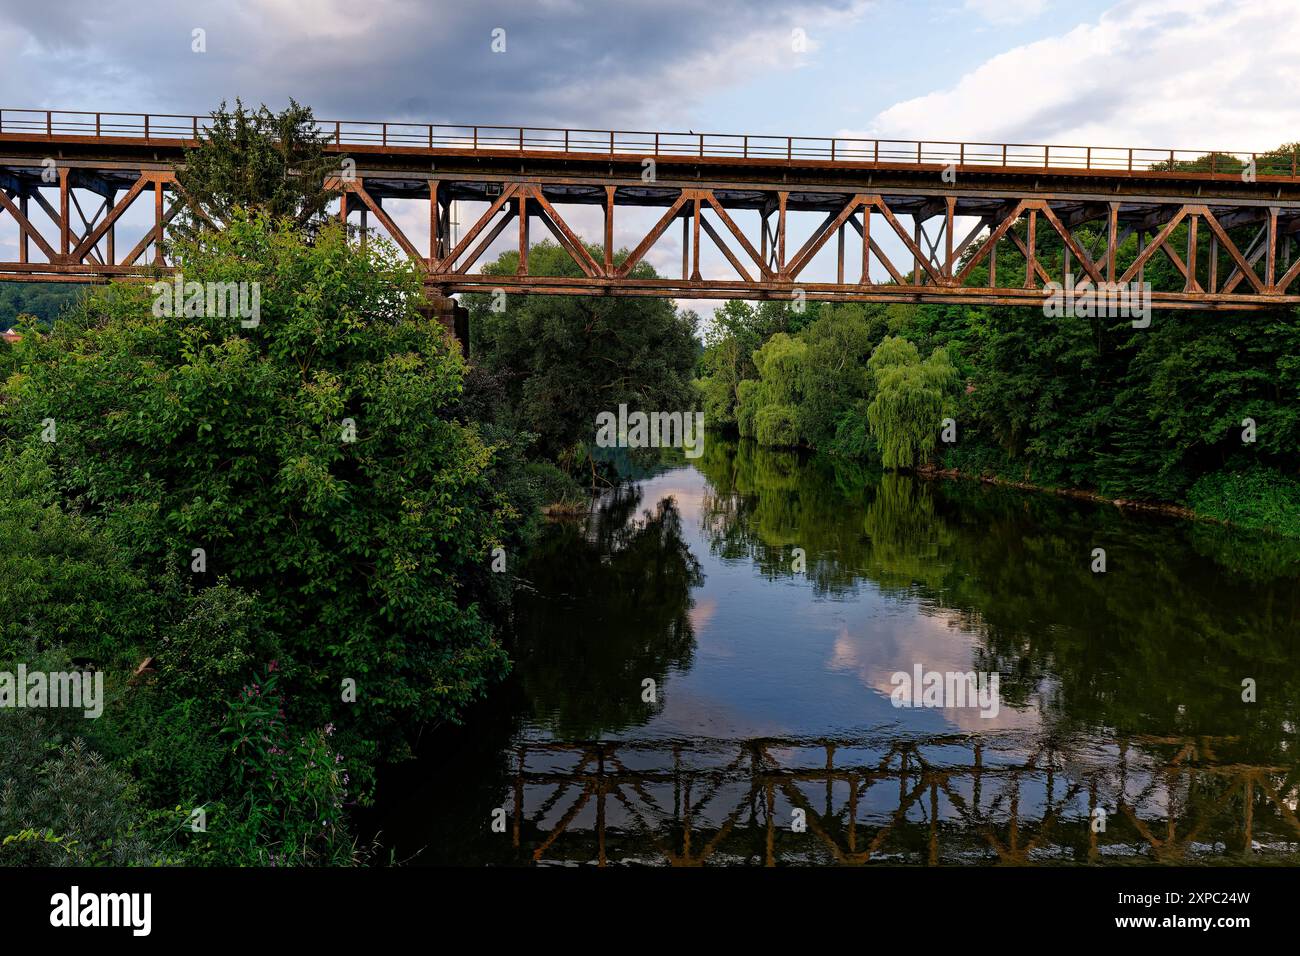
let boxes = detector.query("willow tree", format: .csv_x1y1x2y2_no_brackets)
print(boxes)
866,336,958,469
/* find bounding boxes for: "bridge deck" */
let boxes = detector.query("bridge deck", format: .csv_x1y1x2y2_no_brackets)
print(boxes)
2,108,1299,309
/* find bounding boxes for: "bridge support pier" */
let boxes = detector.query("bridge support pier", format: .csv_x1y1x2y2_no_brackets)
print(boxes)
419,293,469,356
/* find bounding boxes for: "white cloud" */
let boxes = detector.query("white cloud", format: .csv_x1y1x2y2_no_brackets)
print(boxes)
872,0,1300,153
964,0,1047,25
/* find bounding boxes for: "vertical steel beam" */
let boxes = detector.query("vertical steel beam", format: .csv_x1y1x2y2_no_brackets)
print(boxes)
944,196,955,279
604,185,615,276
691,195,701,280
836,222,845,284
681,213,689,280
517,193,528,275
1267,207,1278,290
429,180,439,264
989,224,998,287
154,178,164,266
18,193,27,264
777,191,787,277
1023,209,1036,289
1107,202,1118,283
1208,232,1218,292
59,167,70,260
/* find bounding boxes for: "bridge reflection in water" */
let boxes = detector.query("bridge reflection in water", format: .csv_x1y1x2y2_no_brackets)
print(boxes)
503,734,1300,866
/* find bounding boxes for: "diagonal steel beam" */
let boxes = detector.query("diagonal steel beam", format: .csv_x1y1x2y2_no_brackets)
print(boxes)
70,174,151,262
347,179,424,264
435,183,520,273
617,192,689,278
956,200,1027,284
0,189,57,261
524,185,604,278
1120,207,1189,285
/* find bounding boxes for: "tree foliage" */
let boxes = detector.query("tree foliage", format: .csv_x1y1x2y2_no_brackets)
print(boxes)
464,240,699,466
865,336,958,469
2,216,515,731
174,99,338,238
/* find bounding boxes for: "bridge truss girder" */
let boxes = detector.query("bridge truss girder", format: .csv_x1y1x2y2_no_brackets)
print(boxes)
2,155,1300,310
296,173,1300,310
501,735,1300,867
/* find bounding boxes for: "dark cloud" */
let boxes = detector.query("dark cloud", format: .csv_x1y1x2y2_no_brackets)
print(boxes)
0,0,864,127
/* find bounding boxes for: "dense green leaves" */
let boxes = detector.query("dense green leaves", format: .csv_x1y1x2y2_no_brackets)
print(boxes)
2,216,516,731
865,337,958,469
174,100,338,238
464,241,699,467
698,210,1300,531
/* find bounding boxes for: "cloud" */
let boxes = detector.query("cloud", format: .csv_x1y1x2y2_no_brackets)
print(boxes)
870,0,1300,153
0,0,868,128
964,0,1047,25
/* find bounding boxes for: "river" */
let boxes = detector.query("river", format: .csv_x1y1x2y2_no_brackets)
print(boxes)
373,438,1300,866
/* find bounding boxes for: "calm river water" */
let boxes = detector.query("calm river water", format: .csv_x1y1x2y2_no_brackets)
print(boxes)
374,439,1300,866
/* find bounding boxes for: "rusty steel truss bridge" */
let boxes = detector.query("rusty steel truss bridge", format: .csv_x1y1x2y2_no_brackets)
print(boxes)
3,109,1300,310
502,733,1300,866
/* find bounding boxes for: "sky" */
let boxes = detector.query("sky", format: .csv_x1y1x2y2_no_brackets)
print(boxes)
2,0,1297,320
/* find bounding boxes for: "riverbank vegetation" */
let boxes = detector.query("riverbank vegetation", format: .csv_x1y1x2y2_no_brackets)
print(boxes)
0,102,703,866
696,213,1300,536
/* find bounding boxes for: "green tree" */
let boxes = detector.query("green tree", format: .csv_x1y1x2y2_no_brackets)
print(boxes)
174,100,338,238
464,240,698,467
865,336,958,469
1,216,516,734
737,332,806,445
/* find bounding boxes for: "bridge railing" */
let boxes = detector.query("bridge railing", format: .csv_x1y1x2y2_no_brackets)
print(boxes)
2,108,1296,178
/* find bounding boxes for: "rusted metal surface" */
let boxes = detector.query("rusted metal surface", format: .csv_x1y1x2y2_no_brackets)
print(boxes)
501,734,1300,866
2,107,1296,179
2,108,1299,309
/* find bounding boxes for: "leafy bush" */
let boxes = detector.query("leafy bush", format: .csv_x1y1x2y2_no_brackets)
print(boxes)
0,448,158,663
0,715,159,866
1188,466,1300,537
755,404,800,447
212,667,359,866
156,579,266,700
2,215,516,734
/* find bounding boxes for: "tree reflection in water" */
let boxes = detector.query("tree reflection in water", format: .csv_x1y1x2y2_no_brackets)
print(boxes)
376,439,1300,866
